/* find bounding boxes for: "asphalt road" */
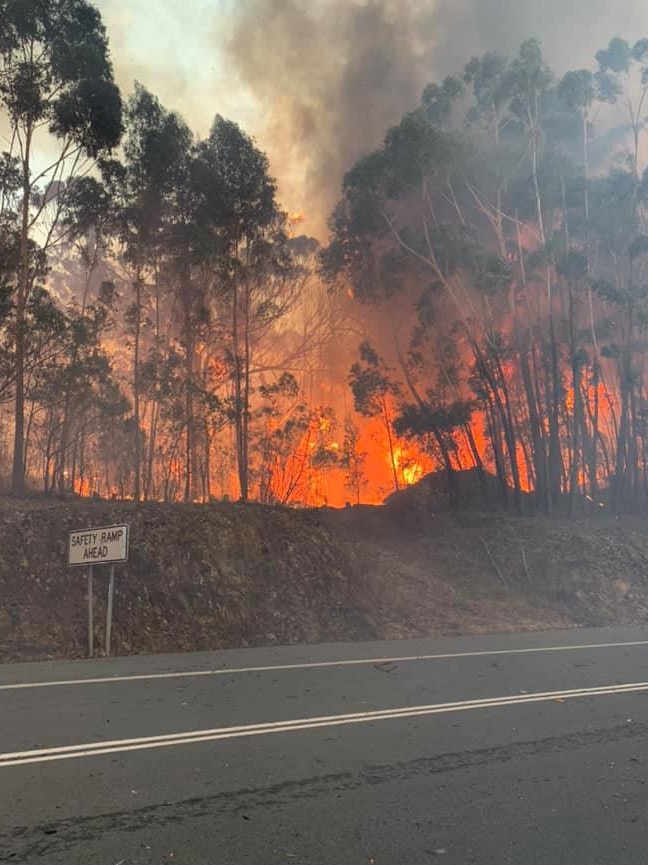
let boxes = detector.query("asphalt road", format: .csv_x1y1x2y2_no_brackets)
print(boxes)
4,626,648,864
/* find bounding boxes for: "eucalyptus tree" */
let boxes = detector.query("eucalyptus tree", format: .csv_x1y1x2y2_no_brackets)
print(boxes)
191,117,281,501
595,37,648,177
116,84,192,501
0,0,122,492
323,35,648,514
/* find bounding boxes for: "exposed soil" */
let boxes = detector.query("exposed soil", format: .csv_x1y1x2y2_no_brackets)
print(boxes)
324,506,648,639
2,489,648,662
0,500,370,662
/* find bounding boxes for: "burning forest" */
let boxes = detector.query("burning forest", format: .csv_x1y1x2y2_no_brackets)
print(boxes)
1,2,648,514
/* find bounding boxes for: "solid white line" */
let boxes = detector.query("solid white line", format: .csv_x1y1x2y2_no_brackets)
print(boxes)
2,679,648,768
2,638,648,692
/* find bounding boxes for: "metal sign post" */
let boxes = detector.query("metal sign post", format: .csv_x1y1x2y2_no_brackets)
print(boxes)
68,524,130,658
105,563,115,657
88,564,94,658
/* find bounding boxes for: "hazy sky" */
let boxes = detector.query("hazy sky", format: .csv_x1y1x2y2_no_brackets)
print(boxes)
95,0,648,236
97,0,254,134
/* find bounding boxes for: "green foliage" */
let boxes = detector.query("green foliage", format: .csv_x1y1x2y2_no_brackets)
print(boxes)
6,23,648,509
63,175,113,242
596,37,633,74
474,253,513,296
395,400,473,439
192,116,277,253
507,38,553,123
557,250,588,281
463,52,511,118
111,84,193,264
317,30,648,512
349,342,399,419
558,70,595,114
0,151,20,198
259,372,299,401
422,76,464,128
383,111,457,195
0,0,122,154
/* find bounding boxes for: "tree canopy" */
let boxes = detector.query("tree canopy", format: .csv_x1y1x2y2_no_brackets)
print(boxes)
323,35,648,514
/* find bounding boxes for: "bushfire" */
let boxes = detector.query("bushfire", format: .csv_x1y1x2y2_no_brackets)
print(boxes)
2,16,648,515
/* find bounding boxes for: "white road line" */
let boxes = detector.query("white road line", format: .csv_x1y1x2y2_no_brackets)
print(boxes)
2,638,648,692
2,679,648,768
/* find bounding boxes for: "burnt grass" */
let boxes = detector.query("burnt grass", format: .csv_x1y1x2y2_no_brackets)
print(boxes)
2,494,648,662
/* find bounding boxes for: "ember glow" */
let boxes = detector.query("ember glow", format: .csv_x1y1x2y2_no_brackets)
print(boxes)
3,2,648,513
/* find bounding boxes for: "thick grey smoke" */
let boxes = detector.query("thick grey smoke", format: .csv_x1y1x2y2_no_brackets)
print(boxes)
226,0,648,237
225,0,440,236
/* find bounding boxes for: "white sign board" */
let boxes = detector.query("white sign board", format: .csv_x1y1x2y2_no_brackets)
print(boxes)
69,524,129,567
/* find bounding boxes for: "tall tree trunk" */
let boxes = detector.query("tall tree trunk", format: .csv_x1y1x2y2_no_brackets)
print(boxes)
568,357,584,515
11,123,32,495
462,421,489,505
613,303,633,513
184,361,193,503
144,271,161,501
566,271,586,515
203,418,211,503
56,254,97,496
475,348,521,511
74,432,82,497
582,109,591,229
547,303,563,504
493,352,523,509
232,279,247,500
629,382,640,509
145,401,159,501
587,362,600,507
515,214,547,511
486,406,508,508
181,257,195,503
57,392,72,495
580,106,602,511
529,112,561,505
520,345,546,509
133,274,142,502
241,278,252,501
23,399,37,490
43,413,57,494
381,394,400,493
430,426,456,505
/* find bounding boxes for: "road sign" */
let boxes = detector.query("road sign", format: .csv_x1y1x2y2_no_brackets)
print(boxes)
69,524,130,659
69,524,129,567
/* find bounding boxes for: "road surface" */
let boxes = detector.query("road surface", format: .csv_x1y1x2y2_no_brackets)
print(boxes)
3,625,648,864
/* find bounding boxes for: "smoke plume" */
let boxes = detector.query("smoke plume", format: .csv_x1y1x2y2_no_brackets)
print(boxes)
225,0,648,237
225,1,441,237
95,0,648,238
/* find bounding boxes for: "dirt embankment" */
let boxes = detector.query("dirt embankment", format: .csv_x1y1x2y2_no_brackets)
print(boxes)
0,500,370,662
323,506,648,639
3,496,648,662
